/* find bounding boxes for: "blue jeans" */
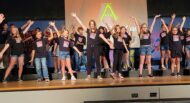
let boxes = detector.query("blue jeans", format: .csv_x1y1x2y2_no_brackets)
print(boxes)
35,57,49,79
185,45,190,51
74,51,83,70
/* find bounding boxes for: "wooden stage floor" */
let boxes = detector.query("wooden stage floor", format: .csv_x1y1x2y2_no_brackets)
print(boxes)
1,76,190,92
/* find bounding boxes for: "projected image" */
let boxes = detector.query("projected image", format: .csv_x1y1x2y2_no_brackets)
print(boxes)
65,0,148,48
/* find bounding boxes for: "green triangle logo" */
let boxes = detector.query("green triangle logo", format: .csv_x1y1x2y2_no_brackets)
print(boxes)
100,3,118,21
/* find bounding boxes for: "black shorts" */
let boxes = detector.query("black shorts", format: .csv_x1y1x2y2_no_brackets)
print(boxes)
171,50,181,58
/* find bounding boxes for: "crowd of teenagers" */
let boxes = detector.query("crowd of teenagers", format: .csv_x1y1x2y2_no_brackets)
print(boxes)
0,12,189,83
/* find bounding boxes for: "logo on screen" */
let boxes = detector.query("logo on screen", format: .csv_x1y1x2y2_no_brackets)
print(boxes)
100,3,118,21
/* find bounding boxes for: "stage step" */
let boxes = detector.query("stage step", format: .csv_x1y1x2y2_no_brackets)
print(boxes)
2,69,189,81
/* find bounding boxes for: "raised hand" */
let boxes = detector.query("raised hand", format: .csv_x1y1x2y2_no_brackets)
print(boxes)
171,13,176,19
71,12,77,18
182,16,186,21
29,20,34,25
155,14,161,18
49,21,55,27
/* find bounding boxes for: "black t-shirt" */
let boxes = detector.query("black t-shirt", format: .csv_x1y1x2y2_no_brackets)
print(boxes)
50,37,59,52
33,38,48,58
113,36,125,50
140,31,151,46
86,29,101,47
0,30,10,44
74,33,86,52
180,32,185,45
6,36,24,55
160,31,169,45
185,34,190,45
58,37,73,52
169,33,182,51
123,33,131,48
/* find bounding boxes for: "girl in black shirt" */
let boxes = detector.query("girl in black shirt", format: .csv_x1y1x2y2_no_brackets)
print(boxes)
71,13,113,80
0,20,34,83
159,18,170,70
169,27,183,76
121,26,132,70
50,21,82,81
131,15,160,77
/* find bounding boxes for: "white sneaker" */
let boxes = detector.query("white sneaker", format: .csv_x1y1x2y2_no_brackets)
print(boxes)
85,75,91,80
71,76,76,81
97,76,103,80
61,76,66,81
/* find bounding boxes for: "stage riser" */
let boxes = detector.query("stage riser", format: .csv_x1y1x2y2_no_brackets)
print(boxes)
1,85,190,103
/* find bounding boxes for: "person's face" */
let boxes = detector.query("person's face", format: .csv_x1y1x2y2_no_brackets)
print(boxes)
78,29,83,35
99,28,104,34
115,26,120,33
36,32,42,39
172,28,178,35
11,27,17,35
121,27,126,34
187,30,190,35
3,24,8,30
89,21,95,29
141,24,148,32
64,30,69,38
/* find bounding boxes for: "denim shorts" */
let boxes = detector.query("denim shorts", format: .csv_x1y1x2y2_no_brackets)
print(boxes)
160,44,169,51
59,51,70,60
140,45,152,55
185,45,190,51
11,54,24,58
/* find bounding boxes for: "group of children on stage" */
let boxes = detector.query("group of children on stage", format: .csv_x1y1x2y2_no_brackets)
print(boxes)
0,12,189,83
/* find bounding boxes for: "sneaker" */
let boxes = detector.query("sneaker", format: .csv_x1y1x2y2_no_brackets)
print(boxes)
85,75,91,80
61,76,66,81
171,73,175,76
37,78,42,82
71,76,76,81
18,78,23,82
139,74,143,77
119,73,124,79
110,73,116,79
97,76,103,80
177,73,181,77
148,74,153,77
45,78,50,82
2,79,7,84
162,65,167,70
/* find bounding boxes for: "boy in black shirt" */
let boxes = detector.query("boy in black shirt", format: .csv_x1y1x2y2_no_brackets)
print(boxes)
74,27,86,71
29,29,53,82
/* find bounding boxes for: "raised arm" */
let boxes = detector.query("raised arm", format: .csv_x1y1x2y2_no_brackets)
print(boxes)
149,15,160,33
22,20,34,34
71,12,87,30
130,16,140,34
168,13,176,31
48,28,54,40
49,21,61,37
161,18,169,33
0,13,5,24
180,16,186,33
99,34,114,49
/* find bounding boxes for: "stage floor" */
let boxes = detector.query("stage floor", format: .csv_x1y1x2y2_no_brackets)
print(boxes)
1,76,190,92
